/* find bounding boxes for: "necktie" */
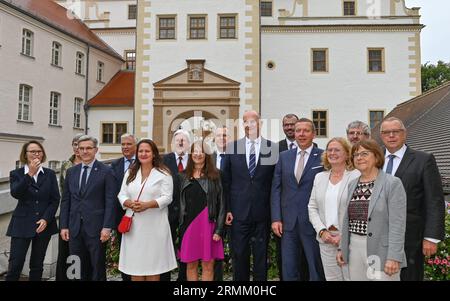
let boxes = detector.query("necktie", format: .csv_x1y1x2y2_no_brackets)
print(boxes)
385,154,395,174
125,158,134,171
79,166,89,194
219,153,225,170
295,150,306,183
249,141,256,178
289,142,295,150
177,156,184,173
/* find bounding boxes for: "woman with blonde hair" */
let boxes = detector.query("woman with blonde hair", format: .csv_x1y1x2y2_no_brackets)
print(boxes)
308,137,359,280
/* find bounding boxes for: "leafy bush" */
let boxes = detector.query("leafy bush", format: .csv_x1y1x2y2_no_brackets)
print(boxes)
424,202,450,280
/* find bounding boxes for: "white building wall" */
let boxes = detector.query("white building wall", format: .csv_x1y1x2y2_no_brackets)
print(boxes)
56,0,137,29
0,4,123,177
262,30,415,147
87,107,134,159
94,30,136,59
88,47,122,98
262,0,417,25
141,0,253,138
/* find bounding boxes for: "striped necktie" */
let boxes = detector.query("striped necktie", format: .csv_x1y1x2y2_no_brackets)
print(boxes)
249,141,256,178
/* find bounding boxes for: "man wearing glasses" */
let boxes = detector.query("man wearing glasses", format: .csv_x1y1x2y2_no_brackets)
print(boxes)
380,117,445,281
60,135,115,280
346,120,370,145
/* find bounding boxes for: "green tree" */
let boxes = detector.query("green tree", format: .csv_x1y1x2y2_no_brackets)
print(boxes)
422,61,450,92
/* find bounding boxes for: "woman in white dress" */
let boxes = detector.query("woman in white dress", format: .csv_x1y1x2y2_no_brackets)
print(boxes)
118,139,177,281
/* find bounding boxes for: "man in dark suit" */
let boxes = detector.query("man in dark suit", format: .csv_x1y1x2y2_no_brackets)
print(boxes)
271,118,325,281
60,135,115,281
222,110,278,281
346,120,370,145
161,129,191,281
278,114,299,152
110,133,137,281
211,126,230,280
380,117,445,281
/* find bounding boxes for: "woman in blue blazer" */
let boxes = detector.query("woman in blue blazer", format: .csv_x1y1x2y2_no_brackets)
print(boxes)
6,141,60,281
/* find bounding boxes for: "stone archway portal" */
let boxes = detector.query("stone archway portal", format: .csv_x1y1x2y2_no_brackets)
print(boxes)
152,60,240,152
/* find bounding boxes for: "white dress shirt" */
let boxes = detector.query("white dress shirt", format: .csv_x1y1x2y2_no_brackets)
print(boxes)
294,144,313,175
324,180,341,229
245,136,261,168
383,144,407,176
24,164,44,182
285,138,298,150
174,152,189,170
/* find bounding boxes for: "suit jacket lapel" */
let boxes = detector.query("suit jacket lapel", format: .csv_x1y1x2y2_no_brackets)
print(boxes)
368,171,385,217
395,147,415,179
81,161,98,196
288,149,298,183
74,164,82,194
236,139,251,178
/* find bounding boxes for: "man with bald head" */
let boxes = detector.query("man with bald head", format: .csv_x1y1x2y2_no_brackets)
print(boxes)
380,117,445,281
222,110,278,281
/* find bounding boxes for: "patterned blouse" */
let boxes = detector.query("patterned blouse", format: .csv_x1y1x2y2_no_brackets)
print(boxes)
347,180,375,235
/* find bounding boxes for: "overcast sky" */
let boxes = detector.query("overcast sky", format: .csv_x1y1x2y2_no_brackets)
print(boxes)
405,0,450,64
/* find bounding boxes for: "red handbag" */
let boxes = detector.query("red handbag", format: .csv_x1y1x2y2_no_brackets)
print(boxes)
118,176,148,234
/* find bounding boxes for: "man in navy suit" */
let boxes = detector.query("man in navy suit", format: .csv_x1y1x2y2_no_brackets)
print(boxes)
223,110,278,281
60,135,115,281
110,133,137,281
162,129,191,281
271,118,325,281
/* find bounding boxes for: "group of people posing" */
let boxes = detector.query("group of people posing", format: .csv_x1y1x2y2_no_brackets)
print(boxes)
5,111,446,281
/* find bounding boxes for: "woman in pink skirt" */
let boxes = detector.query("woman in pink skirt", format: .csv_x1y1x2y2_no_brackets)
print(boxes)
178,140,225,281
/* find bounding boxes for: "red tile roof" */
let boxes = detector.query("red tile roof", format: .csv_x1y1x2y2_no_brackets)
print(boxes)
88,71,135,107
2,0,123,60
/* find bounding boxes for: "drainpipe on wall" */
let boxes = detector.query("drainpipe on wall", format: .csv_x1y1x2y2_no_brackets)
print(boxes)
84,44,90,134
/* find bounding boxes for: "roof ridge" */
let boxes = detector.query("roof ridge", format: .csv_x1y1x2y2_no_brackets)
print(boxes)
397,80,450,108
406,88,450,129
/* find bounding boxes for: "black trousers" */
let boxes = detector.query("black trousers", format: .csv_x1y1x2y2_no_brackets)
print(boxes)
68,222,106,281
6,235,51,281
401,243,424,281
231,220,269,281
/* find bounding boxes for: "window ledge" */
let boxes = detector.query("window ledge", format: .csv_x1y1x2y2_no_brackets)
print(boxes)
97,80,105,84
51,64,63,70
20,53,35,60
75,72,86,78
48,124,62,128
17,119,33,124
73,127,84,131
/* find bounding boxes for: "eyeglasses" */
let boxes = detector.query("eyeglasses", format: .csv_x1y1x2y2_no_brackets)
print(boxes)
78,147,95,152
348,131,364,136
27,150,43,155
380,129,404,136
352,151,372,159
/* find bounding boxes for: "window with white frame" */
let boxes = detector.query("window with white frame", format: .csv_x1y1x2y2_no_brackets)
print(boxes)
74,98,83,128
18,84,32,121
368,48,385,72
48,160,60,171
49,92,61,126
125,51,136,70
102,122,127,144
21,29,34,56
97,61,104,82
76,52,85,75
52,42,62,66
369,110,384,129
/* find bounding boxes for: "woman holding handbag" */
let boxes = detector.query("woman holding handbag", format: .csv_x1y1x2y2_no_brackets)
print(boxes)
117,139,177,281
